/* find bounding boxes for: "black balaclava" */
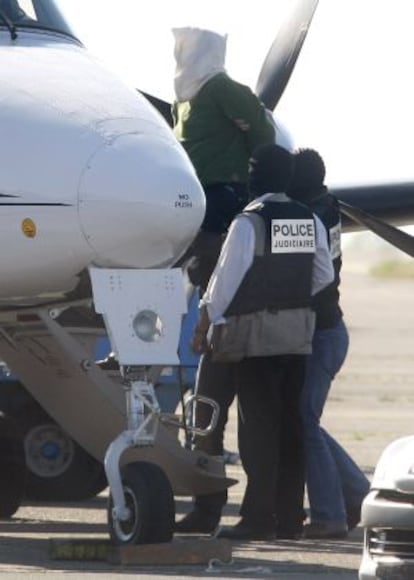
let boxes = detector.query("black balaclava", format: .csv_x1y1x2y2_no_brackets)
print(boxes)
248,144,294,198
289,148,326,202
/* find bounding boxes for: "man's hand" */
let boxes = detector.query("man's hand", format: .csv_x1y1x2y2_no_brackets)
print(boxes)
234,118,250,131
191,306,211,354
191,330,208,354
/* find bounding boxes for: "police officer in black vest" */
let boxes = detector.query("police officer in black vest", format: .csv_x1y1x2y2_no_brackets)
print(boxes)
289,148,370,539
190,144,334,540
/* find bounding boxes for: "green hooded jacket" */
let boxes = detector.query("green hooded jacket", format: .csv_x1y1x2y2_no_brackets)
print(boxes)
172,72,275,186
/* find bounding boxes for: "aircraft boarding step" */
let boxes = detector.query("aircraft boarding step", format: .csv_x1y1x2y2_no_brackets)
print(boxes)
0,297,235,497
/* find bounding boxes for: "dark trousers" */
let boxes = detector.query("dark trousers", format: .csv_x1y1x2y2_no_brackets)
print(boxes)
202,183,248,234
177,182,248,291
236,354,306,532
182,230,224,292
192,350,237,516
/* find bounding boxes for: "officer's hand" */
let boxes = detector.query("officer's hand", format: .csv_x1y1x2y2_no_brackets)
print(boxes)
191,331,208,354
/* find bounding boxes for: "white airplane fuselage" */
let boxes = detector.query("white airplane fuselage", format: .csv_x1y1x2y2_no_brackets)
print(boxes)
0,29,205,305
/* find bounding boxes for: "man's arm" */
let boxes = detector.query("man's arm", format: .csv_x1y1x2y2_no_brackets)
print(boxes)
192,216,255,353
213,75,275,150
312,215,335,295
200,216,256,322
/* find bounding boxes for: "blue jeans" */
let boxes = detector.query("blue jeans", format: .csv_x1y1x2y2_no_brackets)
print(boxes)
301,319,370,524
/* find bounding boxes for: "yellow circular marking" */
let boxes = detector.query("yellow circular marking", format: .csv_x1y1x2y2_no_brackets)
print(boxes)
22,218,37,238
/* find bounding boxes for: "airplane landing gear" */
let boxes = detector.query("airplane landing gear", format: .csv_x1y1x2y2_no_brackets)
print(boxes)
90,268,220,546
108,461,174,545
104,370,219,546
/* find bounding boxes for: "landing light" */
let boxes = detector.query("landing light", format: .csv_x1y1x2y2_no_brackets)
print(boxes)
132,310,163,342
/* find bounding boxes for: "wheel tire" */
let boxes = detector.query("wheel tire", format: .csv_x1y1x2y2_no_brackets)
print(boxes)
18,401,106,502
108,461,174,545
0,412,26,517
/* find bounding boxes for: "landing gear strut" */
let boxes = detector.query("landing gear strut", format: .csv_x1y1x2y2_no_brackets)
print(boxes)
105,371,219,546
90,267,220,546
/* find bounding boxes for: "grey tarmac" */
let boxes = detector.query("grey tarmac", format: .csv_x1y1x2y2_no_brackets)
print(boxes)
0,261,413,580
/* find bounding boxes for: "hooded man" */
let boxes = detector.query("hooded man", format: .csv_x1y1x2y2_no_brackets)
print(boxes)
172,26,275,290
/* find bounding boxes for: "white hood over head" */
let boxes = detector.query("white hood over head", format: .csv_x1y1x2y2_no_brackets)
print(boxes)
172,27,227,102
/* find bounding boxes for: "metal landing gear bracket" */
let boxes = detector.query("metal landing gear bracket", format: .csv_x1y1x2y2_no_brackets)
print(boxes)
89,267,221,531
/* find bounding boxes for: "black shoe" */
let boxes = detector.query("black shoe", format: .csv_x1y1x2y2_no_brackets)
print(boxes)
217,519,276,541
276,527,303,540
303,521,348,539
175,510,219,534
347,505,362,532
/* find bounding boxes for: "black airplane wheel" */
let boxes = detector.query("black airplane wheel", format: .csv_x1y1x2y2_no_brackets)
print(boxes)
18,401,106,501
0,411,26,518
108,461,174,545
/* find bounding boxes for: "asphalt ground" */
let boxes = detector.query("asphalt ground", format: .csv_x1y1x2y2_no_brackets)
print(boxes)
0,264,413,579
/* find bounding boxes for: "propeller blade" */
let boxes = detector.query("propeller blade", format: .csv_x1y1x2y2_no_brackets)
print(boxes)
139,90,173,127
256,0,319,110
339,201,414,258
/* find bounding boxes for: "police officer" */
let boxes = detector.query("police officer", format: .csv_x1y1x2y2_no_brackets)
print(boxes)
289,148,370,539
191,144,334,540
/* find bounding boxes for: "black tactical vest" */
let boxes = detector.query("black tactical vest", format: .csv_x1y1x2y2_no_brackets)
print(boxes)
309,192,343,329
225,197,315,317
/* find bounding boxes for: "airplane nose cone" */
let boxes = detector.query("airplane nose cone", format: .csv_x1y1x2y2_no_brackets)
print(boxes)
78,131,205,268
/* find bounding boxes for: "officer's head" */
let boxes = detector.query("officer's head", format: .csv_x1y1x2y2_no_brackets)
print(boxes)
289,148,326,202
248,144,293,197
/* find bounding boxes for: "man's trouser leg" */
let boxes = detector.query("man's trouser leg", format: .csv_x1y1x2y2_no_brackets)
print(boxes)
193,350,236,517
301,321,349,525
237,355,305,533
275,355,306,534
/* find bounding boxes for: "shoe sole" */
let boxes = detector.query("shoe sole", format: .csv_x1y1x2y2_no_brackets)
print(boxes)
303,531,348,540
